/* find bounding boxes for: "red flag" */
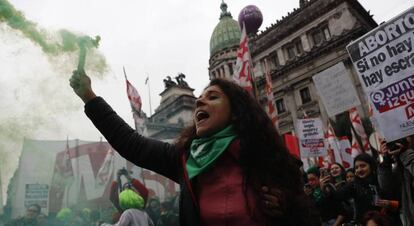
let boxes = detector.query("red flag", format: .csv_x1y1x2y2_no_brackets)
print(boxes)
338,136,353,168
126,79,142,114
351,129,362,158
264,59,278,129
62,139,74,179
326,123,342,163
96,149,115,187
349,107,371,154
124,68,146,134
233,24,253,93
284,134,300,159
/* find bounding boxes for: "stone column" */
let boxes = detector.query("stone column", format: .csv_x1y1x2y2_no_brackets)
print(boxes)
224,64,230,78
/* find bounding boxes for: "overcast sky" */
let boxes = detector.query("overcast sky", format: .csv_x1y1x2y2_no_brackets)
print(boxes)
4,0,413,137
0,0,413,204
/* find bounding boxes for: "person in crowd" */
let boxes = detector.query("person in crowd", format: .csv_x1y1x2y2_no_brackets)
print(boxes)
101,189,154,226
345,168,355,183
379,136,414,226
56,208,74,226
35,213,49,226
157,199,179,226
145,198,161,225
5,204,41,226
90,209,103,226
109,168,149,223
362,211,391,226
70,70,311,226
328,162,355,224
329,162,346,189
320,154,401,225
305,166,345,226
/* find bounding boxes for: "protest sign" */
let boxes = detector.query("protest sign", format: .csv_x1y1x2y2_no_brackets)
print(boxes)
347,7,414,141
296,118,327,158
25,184,49,208
313,62,361,117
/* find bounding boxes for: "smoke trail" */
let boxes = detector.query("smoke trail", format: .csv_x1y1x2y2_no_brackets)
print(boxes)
0,0,110,205
0,0,108,75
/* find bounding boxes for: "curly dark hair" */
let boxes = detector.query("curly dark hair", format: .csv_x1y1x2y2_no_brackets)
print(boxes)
362,211,391,226
175,78,310,225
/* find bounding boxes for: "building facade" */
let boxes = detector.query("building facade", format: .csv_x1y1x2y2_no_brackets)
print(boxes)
145,74,196,141
209,0,378,135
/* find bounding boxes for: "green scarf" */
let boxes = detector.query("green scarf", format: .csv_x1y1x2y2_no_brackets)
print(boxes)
186,125,237,179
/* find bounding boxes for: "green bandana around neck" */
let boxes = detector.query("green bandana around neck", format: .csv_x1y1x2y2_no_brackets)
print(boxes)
186,125,237,179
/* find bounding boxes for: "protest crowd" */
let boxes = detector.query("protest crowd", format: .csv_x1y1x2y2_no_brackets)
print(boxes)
2,136,414,226
1,1,414,226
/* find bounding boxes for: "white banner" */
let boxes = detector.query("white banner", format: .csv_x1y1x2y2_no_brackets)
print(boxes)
296,118,327,158
346,7,414,141
313,62,361,117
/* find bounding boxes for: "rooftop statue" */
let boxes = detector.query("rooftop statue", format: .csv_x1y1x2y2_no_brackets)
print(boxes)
175,73,189,88
163,76,177,89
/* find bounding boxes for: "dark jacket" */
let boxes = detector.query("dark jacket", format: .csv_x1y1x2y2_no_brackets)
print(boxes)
378,150,414,226
85,97,200,226
330,175,383,222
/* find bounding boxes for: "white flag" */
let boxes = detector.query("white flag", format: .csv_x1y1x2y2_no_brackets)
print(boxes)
96,149,115,188
233,24,253,94
125,76,146,134
326,123,342,163
349,107,371,154
338,136,354,168
263,59,278,129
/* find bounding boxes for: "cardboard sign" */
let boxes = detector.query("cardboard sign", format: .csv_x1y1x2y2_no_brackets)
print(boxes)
347,7,414,141
297,118,327,158
313,62,361,117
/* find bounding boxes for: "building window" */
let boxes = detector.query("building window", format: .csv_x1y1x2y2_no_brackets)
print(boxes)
275,98,286,114
286,45,296,59
310,24,330,46
271,53,280,68
300,87,312,104
284,38,303,59
294,38,303,55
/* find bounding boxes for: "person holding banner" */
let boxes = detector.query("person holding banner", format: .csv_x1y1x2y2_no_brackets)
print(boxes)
69,70,311,226
379,137,414,226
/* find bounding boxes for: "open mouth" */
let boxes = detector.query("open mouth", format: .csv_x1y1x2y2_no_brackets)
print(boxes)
196,110,209,124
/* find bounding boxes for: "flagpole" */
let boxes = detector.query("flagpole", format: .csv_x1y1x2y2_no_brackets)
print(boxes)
123,66,128,80
146,75,153,116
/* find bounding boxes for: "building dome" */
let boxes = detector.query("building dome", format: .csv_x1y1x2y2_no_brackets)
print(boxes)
209,1,241,56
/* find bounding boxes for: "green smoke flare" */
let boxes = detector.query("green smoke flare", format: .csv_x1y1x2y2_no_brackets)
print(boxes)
0,0,108,73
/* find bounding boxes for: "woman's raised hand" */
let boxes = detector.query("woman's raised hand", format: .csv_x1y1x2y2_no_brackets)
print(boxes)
69,69,96,103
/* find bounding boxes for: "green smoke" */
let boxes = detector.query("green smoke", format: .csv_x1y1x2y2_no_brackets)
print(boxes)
0,0,111,206
0,0,108,74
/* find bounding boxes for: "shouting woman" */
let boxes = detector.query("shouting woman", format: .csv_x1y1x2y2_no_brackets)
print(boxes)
70,70,310,226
